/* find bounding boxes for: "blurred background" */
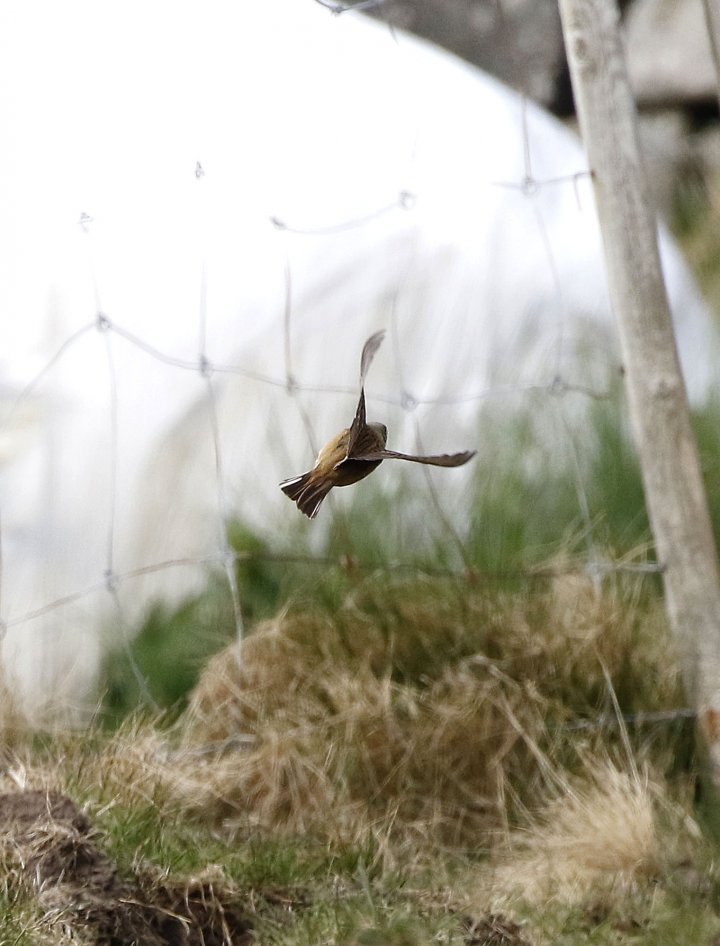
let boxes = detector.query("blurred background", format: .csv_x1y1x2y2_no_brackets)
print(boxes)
365,0,720,303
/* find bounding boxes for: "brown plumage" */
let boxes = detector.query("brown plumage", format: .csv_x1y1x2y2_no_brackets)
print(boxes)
280,330,476,518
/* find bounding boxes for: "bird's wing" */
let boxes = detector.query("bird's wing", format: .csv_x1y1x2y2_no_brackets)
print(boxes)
351,449,477,467
359,330,385,387
345,387,368,457
345,330,386,457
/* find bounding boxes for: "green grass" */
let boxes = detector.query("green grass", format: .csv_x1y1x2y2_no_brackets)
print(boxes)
0,895,46,946
673,160,720,316
101,577,235,722
3,758,720,946
520,891,720,946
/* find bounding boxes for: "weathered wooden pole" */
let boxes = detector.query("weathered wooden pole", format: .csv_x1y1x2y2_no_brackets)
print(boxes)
558,0,720,784
703,0,720,112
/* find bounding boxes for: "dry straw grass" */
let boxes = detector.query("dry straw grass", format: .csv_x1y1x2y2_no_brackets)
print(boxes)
0,570,688,857
167,571,683,844
487,757,699,908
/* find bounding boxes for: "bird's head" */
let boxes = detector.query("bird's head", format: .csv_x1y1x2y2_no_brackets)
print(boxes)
369,422,388,446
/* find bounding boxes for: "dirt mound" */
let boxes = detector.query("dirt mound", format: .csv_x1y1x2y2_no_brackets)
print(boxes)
0,789,253,945
463,913,534,946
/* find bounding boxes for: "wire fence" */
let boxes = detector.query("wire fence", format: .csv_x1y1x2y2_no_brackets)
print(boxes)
0,0,715,721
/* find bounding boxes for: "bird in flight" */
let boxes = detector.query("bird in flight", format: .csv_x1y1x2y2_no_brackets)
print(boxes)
280,330,476,518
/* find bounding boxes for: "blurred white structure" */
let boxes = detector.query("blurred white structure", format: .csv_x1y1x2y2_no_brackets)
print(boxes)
0,0,716,722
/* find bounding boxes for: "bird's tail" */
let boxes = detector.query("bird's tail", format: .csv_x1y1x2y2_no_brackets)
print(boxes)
280,471,333,519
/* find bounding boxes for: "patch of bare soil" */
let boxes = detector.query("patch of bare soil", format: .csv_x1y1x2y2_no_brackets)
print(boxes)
0,789,254,945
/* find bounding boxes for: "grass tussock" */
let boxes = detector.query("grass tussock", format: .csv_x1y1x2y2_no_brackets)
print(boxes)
169,570,685,845
490,758,697,907
185,653,546,840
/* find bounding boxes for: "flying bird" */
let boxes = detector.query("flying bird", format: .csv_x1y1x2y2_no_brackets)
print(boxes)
280,330,476,518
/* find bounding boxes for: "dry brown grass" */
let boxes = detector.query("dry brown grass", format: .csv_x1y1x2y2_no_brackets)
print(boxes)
159,571,684,845
178,634,547,840
487,757,699,908
0,571,688,862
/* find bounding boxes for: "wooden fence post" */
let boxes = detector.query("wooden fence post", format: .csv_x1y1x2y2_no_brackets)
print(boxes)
558,0,720,785
703,0,720,110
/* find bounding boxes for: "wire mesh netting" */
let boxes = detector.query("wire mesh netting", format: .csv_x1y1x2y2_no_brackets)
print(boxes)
0,0,717,722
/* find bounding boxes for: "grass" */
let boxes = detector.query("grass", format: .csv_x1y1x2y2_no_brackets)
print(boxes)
1,722,717,945
673,155,720,316
3,553,718,944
